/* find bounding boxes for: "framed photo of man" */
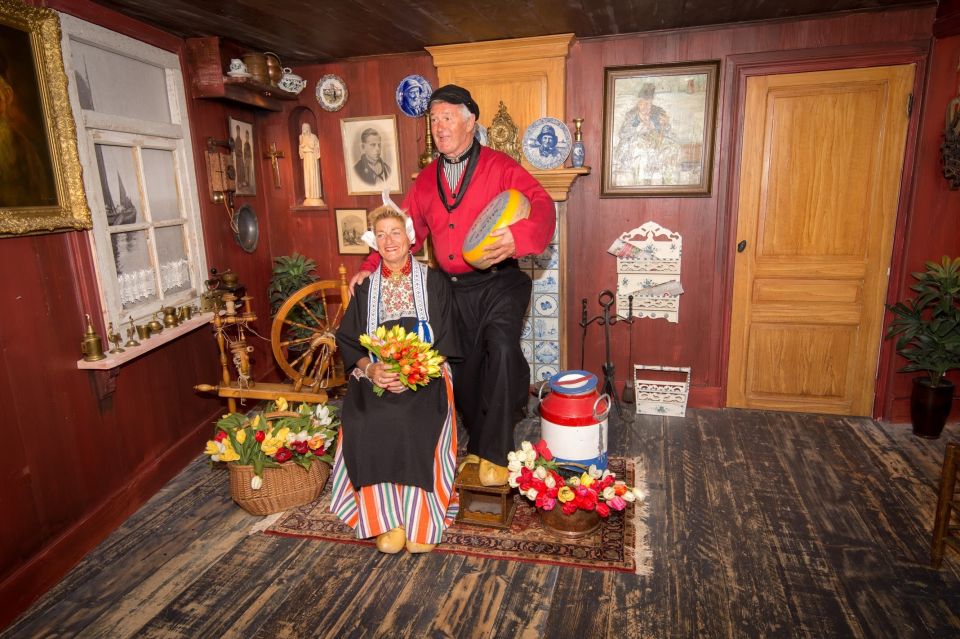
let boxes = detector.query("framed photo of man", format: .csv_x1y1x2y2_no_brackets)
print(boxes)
335,208,370,255
0,0,90,235
340,115,401,196
601,61,719,197
228,116,256,196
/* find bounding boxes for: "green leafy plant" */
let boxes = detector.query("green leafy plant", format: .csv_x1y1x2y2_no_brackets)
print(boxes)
885,256,960,386
269,253,319,315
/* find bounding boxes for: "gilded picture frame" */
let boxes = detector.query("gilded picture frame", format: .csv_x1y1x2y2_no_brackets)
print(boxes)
601,61,720,197
0,0,90,235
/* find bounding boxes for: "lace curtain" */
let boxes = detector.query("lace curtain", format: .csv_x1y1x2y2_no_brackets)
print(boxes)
119,258,190,306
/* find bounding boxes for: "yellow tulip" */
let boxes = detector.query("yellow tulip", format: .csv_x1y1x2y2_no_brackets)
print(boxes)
252,415,261,429
220,442,240,462
580,473,595,488
261,439,280,456
557,486,575,503
236,429,247,444
276,397,289,412
276,427,290,442
204,441,221,457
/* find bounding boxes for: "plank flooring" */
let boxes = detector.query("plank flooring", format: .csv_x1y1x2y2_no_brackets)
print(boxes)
3,407,959,638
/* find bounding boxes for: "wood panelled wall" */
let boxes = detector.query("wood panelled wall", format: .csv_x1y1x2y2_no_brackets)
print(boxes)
881,4,960,421
256,55,439,280
0,0,262,628
1,0,956,630
563,6,957,414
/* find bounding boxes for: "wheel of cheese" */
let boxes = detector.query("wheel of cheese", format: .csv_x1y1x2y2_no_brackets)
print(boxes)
462,189,531,269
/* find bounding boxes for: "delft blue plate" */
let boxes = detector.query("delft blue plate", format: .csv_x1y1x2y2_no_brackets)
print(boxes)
396,74,432,117
522,117,571,170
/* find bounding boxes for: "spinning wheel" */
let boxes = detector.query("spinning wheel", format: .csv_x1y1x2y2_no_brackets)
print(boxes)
195,265,351,411
270,279,349,392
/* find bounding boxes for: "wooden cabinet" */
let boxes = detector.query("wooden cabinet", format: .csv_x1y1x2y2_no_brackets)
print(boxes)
184,37,297,111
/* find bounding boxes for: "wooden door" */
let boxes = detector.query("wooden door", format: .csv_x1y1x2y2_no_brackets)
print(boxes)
727,65,914,416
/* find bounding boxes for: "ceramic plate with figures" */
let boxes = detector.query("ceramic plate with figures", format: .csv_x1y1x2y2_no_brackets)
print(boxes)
522,117,571,170
395,74,432,117
316,74,348,112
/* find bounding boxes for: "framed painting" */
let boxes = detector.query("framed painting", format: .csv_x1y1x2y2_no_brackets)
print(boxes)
340,115,401,196
0,0,90,235
335,208,370,255
228,116,256,196
601,61,720,197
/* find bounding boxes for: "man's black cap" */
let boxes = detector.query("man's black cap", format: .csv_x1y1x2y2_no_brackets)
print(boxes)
428,84,480,120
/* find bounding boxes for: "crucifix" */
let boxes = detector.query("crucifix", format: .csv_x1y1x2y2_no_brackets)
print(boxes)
263,142,285,189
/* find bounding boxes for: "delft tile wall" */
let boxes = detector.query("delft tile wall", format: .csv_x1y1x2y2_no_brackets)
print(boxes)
521,207,562,383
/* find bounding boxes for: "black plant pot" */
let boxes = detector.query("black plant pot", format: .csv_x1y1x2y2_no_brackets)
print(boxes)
910,377,955,439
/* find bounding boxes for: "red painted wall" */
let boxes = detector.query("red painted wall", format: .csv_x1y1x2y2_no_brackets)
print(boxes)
256,54,438,280
564,7,950,412
881,4,960,422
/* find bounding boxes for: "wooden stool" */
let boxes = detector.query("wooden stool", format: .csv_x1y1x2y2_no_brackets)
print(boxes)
932,442,960,568
455,463,516,529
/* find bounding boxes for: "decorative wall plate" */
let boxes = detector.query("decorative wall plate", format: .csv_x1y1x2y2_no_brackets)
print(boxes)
316,74,348,112
395,74,432,117
522,117,571,170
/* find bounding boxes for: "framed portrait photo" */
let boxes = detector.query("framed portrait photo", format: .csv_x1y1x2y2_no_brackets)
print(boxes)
601,61,720,197
228,116,256,196
340,115,401,196
335,208,370,255
0,0,91,235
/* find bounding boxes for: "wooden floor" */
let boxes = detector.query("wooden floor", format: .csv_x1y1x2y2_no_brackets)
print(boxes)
4,408,960,638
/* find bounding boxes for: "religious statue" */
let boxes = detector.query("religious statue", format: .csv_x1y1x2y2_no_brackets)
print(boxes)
299,122,324,206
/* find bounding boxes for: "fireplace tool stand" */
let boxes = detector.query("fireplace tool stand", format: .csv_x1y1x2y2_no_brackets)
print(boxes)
579,290,633,417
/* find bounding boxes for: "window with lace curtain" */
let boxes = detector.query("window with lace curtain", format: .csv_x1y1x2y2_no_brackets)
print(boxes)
58,13,207,328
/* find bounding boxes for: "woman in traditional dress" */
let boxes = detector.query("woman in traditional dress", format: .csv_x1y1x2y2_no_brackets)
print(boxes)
330,205,460,554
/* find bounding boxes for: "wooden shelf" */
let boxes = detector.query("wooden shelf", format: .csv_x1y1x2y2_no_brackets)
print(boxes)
77,313,214,370
185,37,298,112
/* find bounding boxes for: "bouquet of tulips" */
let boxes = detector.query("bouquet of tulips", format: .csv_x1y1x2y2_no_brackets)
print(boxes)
203,398,338,489
359,325,445,396
508,440,646,518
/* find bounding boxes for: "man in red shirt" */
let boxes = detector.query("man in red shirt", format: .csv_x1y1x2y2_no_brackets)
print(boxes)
353,84,555,486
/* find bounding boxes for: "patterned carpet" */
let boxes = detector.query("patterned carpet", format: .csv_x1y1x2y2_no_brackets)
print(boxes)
265,457,651,575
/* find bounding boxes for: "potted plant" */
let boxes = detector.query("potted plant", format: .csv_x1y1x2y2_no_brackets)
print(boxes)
204,398,339,515
507,440,646,538
885,256,960,438
269,253,319,315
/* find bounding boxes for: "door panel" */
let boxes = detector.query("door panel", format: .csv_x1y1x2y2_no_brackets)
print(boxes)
727,65,914,416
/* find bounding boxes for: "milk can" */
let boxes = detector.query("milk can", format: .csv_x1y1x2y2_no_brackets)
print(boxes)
539,370,610,471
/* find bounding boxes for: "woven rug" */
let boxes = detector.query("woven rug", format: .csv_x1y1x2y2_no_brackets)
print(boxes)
264,456,651,575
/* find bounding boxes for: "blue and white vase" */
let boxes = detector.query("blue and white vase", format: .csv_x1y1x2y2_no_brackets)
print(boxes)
571,118,585,168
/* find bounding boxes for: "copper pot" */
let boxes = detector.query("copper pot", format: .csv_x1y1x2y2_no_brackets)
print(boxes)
241,52,269,85
538,506,602,539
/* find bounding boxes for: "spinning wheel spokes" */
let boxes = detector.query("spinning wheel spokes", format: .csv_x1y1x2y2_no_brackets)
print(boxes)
271,280,348,390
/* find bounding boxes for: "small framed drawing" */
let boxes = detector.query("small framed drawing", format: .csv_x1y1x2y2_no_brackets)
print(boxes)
335,208,370,255
0,1,90,235
340,115,401,196
228,116,256,196
601,61,719,197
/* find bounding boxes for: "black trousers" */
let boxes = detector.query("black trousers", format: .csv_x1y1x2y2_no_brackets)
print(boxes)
446,261,531,465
